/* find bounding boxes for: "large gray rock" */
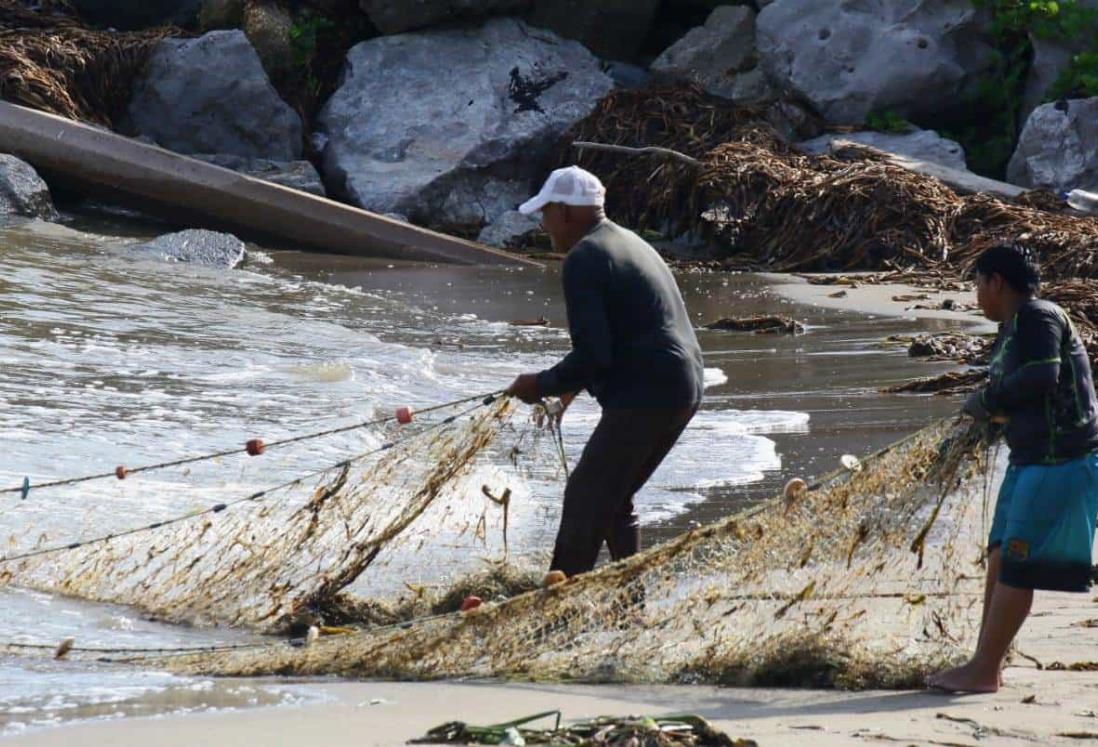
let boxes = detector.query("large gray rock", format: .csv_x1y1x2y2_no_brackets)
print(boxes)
0,154,57,220
798,128,968,171
477,210,542,249
243,0,295,82
1021,0,1098,118
1007,98,1098,192
191,154,326,196
651,5,774,105
317,19,613,229
359,0,526,33
128,30,302,161
132,229,247,268
757,0,995,124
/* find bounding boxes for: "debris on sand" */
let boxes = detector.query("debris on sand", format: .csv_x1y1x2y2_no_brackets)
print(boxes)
704,315,805,334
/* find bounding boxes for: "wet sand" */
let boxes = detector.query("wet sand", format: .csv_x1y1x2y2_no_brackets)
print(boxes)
10,585,1098,746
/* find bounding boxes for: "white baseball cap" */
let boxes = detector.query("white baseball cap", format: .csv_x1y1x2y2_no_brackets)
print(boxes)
518,166,606,215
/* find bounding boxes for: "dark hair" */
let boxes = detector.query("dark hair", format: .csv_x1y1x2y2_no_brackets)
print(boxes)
973,242,1040,295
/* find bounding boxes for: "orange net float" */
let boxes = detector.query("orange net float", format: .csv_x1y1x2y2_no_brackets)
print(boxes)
245,438,265,456
115,466,128,480
395,406,414,425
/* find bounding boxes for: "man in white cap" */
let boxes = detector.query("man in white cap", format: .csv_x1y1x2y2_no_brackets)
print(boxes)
507,165,704,580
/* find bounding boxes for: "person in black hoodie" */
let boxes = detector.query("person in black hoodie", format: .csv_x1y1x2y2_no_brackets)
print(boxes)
929,243,1098,693
507,166,704,580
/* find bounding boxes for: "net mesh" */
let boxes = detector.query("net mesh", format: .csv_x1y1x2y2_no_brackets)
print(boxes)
127,414,992,688
0,398,518,631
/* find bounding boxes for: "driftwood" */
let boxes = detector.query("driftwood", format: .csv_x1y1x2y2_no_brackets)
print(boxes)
572,140,701,168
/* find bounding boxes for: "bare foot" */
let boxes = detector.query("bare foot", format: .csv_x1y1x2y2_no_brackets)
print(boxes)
926,661,1000,693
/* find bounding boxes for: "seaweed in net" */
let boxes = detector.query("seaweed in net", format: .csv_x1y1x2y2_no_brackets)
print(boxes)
148,417,996,689
0,398,518,631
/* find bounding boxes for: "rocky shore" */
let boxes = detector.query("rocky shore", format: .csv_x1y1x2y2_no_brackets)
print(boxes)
1,0,1095,248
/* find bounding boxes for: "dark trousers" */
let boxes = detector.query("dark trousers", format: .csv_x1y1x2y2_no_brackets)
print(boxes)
549,406,697,577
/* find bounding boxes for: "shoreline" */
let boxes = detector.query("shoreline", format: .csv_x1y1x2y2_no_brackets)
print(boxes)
761,272,998,333
6,270,1095,747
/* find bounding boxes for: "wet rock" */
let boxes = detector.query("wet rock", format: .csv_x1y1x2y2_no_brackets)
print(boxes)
191,154,326,196
128,30,302,161
68,0,200,29
1021,0,1098,117
1007,98,1098,193
317,18,613,230
477,210,542,249
243,0,295,82
0,154,57,220
798,129,968,171
651,5,774,105
358,0,526,34
757,0,995,124
133,229,247,268
527,0,661,60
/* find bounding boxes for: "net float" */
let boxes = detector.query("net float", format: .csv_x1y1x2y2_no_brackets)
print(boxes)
841,454,863,472
543,570,567,588
305,625,319,647
115,465,128,480
460,595,482,612
54,637,75,660
396,406,414,425
245,438,265,456
783,478,807,500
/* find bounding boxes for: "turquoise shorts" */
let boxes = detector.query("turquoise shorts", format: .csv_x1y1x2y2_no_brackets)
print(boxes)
989,452,1098,592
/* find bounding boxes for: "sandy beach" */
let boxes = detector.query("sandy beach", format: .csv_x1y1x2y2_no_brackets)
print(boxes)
7,583,1098,747
2,273,1093,746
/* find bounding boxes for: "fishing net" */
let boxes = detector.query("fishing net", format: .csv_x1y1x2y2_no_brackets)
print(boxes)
115,415,996,689
0,397,522,631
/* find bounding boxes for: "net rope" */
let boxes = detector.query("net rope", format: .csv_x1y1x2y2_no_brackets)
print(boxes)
0,395,995,687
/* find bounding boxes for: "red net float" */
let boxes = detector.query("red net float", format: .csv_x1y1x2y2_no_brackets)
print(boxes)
115,465,128,480
460,595,482,612
245,438,265,456
396,406,414,425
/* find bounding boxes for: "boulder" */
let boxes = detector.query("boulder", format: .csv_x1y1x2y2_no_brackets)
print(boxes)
132,229,247,268
128,30,302,161
651,5,774,105
527,0,661,60
1007,97,1098,192
0,154,57,220
1021,0,1098,118
477,210,542,249
317,18,613,230
243,0,295,82
358,0,526,34
798,128,968,171
757,0,995,124
68,0,199,29
191,154,326,196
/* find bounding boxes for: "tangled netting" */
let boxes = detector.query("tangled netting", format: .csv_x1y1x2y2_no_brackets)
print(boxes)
0,398,519,631
115,415,996,689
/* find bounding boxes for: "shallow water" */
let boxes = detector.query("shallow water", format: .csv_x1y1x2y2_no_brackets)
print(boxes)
0,217,969,734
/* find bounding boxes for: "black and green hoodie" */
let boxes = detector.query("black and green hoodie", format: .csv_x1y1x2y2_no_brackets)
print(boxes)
982,299,1098,465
